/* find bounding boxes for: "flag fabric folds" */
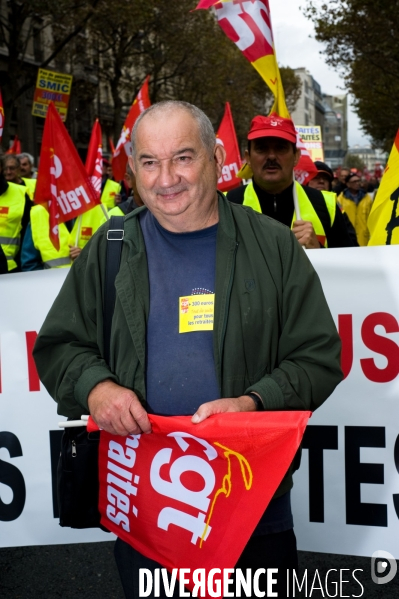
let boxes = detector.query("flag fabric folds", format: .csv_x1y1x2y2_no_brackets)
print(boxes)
294,134,318,185
6,134,21,155
112,76,151,181
196,0,289,118
98,411,310,596
35,103,100,249
368,130,399,246
85,119,103,198
216,102,242,193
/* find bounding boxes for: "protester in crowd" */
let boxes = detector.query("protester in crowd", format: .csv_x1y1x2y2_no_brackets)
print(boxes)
332,166,350,194
101,157,121,209
337,172,373,246
21,208,72,270
18,152,36,179
17,152,37,200
34,101,342,598
109,163,144,216
227,115,354,248
307,161,358,246
68,204,109,261
4,154,23,185
0,152,33,272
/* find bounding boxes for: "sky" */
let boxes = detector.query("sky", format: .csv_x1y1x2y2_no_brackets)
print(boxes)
269,0,370,147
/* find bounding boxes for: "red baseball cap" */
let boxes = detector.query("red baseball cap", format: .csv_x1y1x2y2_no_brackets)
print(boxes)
248,113,297,144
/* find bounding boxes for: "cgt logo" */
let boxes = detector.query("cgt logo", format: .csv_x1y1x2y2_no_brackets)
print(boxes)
371,550,397,584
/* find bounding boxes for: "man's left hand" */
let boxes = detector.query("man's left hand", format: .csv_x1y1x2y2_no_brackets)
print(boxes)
191,395,258,424
292,220,321,249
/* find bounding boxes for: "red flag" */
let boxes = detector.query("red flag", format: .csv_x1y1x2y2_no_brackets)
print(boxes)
294,134,318,185
108,137,115,156
216,103,242,193
98,411,310,595
0,90,4,145
112,76,151,181
85,119,103,198
6,134,21,154
35,103,100,249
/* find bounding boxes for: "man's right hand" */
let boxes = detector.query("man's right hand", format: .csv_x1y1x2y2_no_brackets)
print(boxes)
87,380,151,436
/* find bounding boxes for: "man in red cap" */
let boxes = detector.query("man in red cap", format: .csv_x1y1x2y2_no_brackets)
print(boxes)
227,114,354,248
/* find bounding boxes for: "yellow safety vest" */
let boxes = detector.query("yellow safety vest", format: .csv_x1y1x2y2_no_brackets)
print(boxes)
101,179,121,210
30,205,71,268
0,182,27,271
108,206,124,217
243,182,336,247
22,178,37,201
69,204,108,249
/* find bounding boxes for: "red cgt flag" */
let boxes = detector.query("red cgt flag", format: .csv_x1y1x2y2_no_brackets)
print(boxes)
85,119,103,199
35,103,100,249
216,102,242,193
98,411,310,596
294,134,318,185
112,76,151,181
6,134,21,155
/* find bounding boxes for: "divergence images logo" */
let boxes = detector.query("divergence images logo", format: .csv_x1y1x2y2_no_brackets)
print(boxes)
371,550,397,584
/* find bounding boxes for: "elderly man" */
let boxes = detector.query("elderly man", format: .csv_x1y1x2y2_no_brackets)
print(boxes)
227,114,353,248
34,101,342,598
18,152,35,179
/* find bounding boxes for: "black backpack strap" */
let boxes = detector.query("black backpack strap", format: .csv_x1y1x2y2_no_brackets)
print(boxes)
103,215,125,365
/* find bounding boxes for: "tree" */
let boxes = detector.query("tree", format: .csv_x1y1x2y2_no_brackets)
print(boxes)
0,0,100,146
87,0,301,148
344,154,365,171
303,0,399,151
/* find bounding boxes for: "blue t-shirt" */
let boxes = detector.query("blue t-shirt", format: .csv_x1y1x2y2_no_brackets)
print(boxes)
140,210,292,534
140,210,220,416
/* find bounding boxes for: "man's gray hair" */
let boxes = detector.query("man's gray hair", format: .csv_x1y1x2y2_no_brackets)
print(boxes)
18,152,34,166
4,154,21,167
131,101,216,158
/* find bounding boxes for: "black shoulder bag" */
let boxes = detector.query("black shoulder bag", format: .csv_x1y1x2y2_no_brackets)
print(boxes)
57,216,125,529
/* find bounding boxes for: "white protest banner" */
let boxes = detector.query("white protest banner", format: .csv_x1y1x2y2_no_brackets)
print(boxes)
1,246,399,557
0,270,112,547
293,245,399,558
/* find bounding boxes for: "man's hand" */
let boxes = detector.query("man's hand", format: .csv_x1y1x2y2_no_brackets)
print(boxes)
191,395,258,424
88,379,151,436
292,220,321,249
69,245,82,260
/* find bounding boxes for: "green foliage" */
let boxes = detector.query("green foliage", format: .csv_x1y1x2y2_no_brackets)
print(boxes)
344,154,365,170
87,0,301,146
303,0,399,151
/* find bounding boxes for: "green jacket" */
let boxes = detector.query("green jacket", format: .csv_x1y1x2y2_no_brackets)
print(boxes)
34,194,342,496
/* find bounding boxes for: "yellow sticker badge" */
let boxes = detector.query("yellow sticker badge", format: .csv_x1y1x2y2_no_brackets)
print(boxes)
179,294,215,333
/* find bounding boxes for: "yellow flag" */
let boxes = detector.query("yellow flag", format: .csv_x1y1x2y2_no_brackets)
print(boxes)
368,131,399,246
196,0,289,118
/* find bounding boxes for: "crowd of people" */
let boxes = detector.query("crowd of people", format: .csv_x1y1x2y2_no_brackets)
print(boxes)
0,111,383,276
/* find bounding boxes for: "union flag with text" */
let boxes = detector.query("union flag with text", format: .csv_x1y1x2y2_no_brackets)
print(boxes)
35,103,100,249
112,77,151,181
85,119,103,198
216,102,242,193
196,0,289,118
98,411,310,596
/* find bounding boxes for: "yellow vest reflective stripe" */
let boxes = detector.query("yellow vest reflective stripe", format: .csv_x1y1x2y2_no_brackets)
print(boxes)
243,182,336,248
69,204,108,249
22,178,37,201
101,179,121,210
0,181,26,271
30,205,71,268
